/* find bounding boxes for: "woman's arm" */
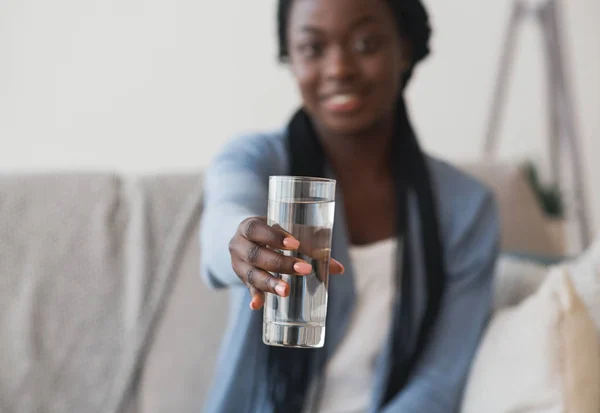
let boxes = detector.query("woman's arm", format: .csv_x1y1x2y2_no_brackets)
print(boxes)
199,134,283,289
381,191,500,413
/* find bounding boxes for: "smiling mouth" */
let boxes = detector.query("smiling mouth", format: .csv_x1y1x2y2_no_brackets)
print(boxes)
322,93,363,113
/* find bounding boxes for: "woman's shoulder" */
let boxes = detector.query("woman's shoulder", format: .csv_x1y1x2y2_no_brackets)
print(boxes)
208,129,290,175
216,129,289,160
425,155,499,246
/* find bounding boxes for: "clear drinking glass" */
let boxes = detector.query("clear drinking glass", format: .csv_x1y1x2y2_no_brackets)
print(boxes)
263,176,336,348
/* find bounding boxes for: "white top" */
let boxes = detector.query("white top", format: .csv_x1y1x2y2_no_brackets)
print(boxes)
305,237,399,413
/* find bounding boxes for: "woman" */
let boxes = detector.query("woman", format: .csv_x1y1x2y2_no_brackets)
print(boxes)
200,0,499,412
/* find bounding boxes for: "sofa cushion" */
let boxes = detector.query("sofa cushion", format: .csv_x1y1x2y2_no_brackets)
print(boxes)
0,174,127,413
0,172,206,413
137,225,229,412
494,236,600,329
493,253,549,311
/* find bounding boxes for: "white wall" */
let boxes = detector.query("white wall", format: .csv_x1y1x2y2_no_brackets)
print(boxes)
409,0,600,232
1,0,598,228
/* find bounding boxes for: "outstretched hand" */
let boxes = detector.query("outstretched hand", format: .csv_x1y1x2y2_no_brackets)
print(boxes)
228,217,344,310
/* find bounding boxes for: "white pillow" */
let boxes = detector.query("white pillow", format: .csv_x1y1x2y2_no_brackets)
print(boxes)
461,268,600,413
561,237,600,335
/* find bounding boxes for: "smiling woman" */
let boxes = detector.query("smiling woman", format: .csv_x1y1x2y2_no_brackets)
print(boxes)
200,0,500,413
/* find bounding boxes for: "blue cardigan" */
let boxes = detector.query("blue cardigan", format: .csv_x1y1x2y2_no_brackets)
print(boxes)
200,130,500,413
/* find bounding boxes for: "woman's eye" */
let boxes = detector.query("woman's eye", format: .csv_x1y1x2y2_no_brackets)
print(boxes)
354,36,382,54
298,42,324,59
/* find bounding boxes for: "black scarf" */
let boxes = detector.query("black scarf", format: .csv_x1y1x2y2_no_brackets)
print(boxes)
266,97,446,413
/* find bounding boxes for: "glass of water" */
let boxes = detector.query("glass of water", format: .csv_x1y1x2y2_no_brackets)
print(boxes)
263,176,336,348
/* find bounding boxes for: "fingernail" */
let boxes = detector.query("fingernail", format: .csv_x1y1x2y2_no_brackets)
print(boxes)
294,262,313,274
283,237,300,250
332,259,345,274
275,284,287,296
249,300,256,310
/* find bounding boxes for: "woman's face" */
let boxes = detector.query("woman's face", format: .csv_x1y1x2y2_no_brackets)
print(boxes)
287,0,410,137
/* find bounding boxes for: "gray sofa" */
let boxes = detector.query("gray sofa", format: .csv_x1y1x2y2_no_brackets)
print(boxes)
0,173,226,413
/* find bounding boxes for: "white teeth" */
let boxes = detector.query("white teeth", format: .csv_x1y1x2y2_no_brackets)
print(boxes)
328,94,358,105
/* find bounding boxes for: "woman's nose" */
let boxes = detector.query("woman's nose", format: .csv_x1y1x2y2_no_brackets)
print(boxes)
323,46,356,81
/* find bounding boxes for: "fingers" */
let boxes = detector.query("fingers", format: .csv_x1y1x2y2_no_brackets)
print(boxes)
233,236,313,276
329,258,345,275
240,217,300,250
232,258,289,297
231,217,345,312
249,287,265,310
243,258,343,310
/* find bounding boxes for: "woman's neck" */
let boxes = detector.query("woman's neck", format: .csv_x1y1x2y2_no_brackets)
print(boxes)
314,116,398,245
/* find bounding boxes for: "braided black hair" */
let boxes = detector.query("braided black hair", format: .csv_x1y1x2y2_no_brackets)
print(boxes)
264,2,444,413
